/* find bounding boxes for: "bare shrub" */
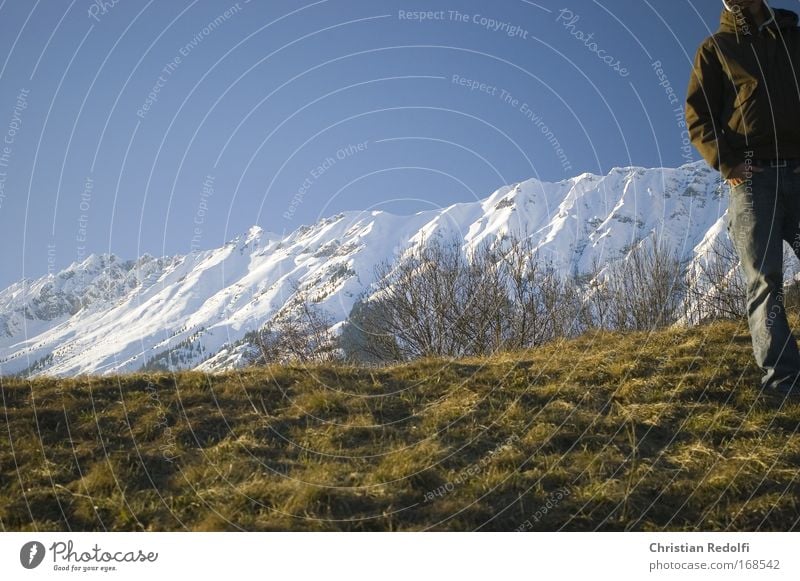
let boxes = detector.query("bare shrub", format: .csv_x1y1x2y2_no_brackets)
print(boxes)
603,235,687,331
683,236,747,324
364,232,478,360
251,279,340,365
576,235,687,332
574,257,611,331
349,230,584,362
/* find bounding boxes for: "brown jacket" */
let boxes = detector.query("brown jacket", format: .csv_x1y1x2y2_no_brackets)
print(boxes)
686,5,800,179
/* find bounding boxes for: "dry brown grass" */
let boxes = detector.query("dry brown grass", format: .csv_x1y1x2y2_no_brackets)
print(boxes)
2,316,800,531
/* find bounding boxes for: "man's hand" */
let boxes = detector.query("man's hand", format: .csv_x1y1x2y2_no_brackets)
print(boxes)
725,161,764,186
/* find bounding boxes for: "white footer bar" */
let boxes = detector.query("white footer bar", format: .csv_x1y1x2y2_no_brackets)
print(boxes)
1,532,796,580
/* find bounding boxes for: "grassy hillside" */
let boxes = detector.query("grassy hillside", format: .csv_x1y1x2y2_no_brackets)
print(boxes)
2,316,799,531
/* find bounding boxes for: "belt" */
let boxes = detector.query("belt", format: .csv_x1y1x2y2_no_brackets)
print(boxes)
753,158,800,168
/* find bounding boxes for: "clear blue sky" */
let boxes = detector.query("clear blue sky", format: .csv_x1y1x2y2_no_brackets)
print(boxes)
0,0,728,288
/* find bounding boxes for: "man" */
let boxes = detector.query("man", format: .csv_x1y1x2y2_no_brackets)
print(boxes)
686,0,800,398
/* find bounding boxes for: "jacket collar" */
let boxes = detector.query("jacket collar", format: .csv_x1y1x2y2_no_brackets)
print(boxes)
760,3,776,30
719,2,797,39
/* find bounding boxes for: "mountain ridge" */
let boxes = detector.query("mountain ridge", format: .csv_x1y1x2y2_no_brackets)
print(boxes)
0,160,728,377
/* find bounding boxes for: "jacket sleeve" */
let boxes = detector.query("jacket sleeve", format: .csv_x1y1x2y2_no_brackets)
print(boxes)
685,40,739,180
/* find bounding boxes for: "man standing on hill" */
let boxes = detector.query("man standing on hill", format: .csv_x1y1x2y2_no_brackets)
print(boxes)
686,0,800,398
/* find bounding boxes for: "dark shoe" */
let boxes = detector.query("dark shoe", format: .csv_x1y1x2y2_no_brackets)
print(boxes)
758,381,800,403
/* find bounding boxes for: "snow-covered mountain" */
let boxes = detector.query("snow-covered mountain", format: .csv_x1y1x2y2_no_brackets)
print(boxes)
0,160,730,377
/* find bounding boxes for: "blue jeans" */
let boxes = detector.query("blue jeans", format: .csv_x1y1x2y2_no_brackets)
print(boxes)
726,161,800,389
